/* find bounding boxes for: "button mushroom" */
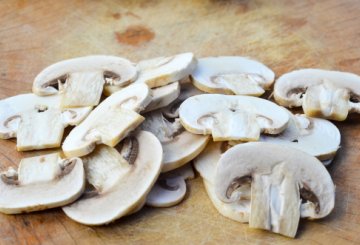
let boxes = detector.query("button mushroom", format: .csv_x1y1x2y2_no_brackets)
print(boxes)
215,142,335,238
146,164,194,208
274,68,360,121
141,110,209,172
0,94,92,151
191,56,274,96
230,109,341,165
179,94,289,141
62,83,151,158
135,52,197,88
194,141,250,223
0,153,85,214
62,131,163,225
33,55,138,108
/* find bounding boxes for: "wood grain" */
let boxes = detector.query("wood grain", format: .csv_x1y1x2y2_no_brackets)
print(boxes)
1,0,360,244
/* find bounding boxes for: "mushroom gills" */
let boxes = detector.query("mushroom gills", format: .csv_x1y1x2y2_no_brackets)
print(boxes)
303,83,349,121
141,110,209,172
62,131,163,225
0,153,85,214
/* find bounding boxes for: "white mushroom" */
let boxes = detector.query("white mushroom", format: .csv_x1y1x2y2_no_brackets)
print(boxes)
62,83,151,158
215,142,335,238
143,82,181,112
33,55,138,108
0,94,92,151
179,94,289,141
162,82,203,119
191,56,274,96
135,52,197,88
0,153,85,214
62,131,163,225
141,110,209,172
230,109,341,165
274,69,360,121
194,141,250,222
146,164,194,208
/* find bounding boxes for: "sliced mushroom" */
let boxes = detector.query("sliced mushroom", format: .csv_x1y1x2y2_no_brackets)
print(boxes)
215,142,335,238
33,55,138,108
0,153,85,214
191,56,274,96
274,69,360,120
141,110,209,172
162,82,203,119
179,94,289,141
143,82,181,112
194,141,250,222
62,83,151,158
0,94,92,151
146,164,194,208
62,131,163,225
135,52,197,88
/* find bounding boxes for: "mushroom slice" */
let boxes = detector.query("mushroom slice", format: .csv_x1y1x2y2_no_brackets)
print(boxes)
0,94,91,150
191,56,274,96
274,69,360,121
179,94,289,141
215,142,335,238
62,84,151,158
194,141,250,222
144,82,181,112
260,110,340,163
141,110,209,172
135,52,197,88
33,55,137,108
162,82,203,119
146,164,194,208
62,131,163,225
0,153,85,214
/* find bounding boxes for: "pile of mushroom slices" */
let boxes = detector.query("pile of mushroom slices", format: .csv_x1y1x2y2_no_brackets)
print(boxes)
0,53,353,237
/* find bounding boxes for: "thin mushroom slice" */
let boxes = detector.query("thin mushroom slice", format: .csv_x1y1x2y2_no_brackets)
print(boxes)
33,55,138,108
274,69,360,121
62,131,163,225
215,142,335,238
0,94,91,150
135,52,197,88
260,110,340,163
141,110,209,172
0,153,85,214
62,83,151,158
191,56,274,96
179,94,289,141
146,164,194,208
162,82,203,119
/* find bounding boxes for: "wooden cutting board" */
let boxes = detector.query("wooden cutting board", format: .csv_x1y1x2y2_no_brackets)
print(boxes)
1,0,360,244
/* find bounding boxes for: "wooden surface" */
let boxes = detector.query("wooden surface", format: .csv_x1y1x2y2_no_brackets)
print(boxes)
1,0,360,244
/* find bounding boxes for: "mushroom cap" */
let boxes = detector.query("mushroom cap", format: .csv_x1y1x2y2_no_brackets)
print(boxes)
0,153,85,214
62,131,163,225
191,56,274,96
261,110,340,162
33,55,137,96
179,94,289,141
135,52,197,88
215,142,335,220
62,83,151,158
0,93,91,139
274,68,360,107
